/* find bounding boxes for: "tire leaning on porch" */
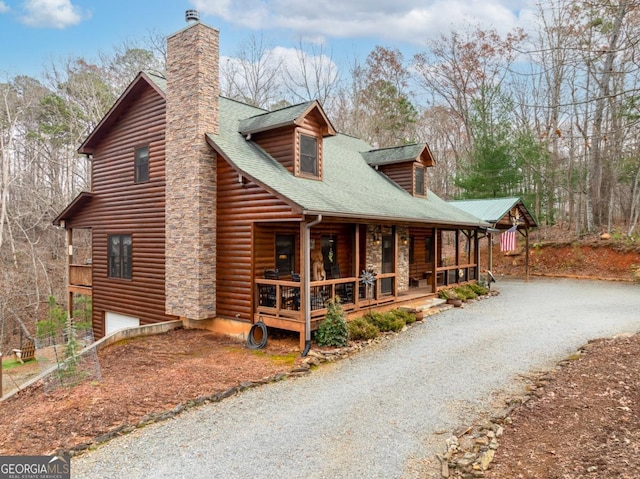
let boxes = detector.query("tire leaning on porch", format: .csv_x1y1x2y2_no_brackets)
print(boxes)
247,321,268,349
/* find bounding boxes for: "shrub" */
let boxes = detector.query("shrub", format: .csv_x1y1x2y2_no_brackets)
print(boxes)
36,296,68,341
365,311,405,332
438,288,458,300
468,283,489,296
348,317,379,341
390,309,416,325
454,285,477,301
315,299,349,347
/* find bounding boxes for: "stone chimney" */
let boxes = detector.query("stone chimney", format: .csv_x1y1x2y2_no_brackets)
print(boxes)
165,12,219,320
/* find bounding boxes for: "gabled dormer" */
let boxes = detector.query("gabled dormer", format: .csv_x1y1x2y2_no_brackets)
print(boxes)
238,101,336,180
362,143,435,197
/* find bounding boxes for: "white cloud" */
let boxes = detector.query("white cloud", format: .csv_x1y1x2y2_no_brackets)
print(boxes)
20,0,85,29
0,1,9,13
191,0,534,44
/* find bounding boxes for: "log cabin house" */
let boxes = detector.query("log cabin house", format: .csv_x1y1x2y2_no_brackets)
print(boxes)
54,13,488,350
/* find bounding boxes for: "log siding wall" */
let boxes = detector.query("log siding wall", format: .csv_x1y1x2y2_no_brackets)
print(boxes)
67,83,174,338
253,126,296,173
408,227,435,283
252,109,327,179
216,156,300,322
378,158,431,197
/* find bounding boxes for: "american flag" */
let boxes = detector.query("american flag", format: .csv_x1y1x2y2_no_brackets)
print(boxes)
500,225,518,252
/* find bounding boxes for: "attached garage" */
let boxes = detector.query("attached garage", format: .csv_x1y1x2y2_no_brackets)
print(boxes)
105,312,140,335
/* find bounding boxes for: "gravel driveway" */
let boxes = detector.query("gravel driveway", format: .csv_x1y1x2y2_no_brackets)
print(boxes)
72,278,640,479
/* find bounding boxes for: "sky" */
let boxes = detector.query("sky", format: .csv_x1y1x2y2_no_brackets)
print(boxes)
0,0,536,80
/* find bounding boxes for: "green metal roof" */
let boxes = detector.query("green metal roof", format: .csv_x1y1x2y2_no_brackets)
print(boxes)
362,144,428,166
208,98,487,228
449,197,537,227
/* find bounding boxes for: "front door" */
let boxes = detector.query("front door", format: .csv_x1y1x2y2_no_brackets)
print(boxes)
381,234,394,294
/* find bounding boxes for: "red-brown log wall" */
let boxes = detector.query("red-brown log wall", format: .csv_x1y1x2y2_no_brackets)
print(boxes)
66,82,174,338
408,227,434,279
216,157,300,322
379,162,414,194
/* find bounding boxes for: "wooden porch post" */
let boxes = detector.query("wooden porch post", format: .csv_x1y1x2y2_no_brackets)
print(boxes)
66,227,73,321
393,225,398,297
488,232,493,276
475,230,481,279
525,227,530,283
431,228,438,293
299,221,308,351
302,215,322,353
354,224,360,309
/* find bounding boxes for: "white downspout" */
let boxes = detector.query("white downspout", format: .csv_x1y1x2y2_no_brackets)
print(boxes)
302,215,322,356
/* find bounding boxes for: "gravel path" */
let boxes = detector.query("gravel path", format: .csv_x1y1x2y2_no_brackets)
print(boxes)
72,278,640,479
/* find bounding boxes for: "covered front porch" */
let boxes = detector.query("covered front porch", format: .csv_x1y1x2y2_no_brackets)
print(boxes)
253,219,480,347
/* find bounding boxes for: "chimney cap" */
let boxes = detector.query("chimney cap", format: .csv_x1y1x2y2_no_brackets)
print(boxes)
185,10,200,23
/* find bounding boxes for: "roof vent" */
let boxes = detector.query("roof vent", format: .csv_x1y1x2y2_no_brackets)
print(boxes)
185,10,200,23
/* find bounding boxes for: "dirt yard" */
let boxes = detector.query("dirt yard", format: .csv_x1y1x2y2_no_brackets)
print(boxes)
0,329,303,455
1,234,639,478
487,333,640,479
490,228,640,282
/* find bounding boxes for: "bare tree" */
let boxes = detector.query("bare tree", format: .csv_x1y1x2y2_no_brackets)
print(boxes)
413,25,526,147
282,39,339,107
220,34,284,109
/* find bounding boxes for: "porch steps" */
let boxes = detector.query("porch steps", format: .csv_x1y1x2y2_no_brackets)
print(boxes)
400,298,447,316
416,298,447,311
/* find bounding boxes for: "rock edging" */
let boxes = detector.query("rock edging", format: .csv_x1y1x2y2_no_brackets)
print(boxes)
437,352,583,478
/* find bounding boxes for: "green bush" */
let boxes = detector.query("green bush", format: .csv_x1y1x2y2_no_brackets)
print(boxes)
454,285,477,301
36,296,68,340
438,288,458,300
315,299,349,347
468,283,489,296
73,294,92,328
365,311,405,332
347,317,380,341
390,309,416,325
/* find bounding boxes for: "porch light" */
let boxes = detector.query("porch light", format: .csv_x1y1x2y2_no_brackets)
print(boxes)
372,225,382,246
400,235,408,245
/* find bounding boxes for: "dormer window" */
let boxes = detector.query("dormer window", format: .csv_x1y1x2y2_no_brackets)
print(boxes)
415,165,425,196
300,134,319,177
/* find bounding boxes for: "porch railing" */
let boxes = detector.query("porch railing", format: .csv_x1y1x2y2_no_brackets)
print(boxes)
436,264,478,288
70,265,92,288
255,274,396,321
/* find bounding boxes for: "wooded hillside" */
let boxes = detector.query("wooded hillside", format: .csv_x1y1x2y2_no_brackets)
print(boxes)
1,0,639,353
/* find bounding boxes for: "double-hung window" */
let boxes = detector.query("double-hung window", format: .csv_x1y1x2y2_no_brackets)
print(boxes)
300,134,319,177
108,234,132,279
135,146,149,183
415,165,425,196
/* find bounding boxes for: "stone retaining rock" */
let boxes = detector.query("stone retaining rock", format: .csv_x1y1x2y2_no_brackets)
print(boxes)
438,355,578,477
